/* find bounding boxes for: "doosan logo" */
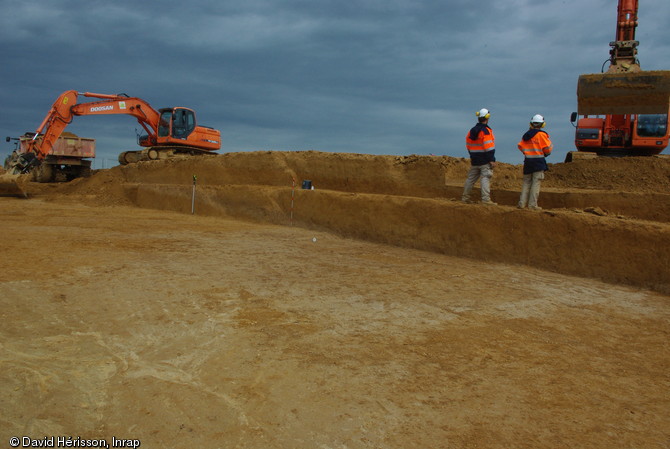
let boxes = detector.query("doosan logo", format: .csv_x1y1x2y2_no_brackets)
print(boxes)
90,105,114,112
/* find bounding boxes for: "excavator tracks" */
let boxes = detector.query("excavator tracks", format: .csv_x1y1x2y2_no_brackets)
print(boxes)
118,146,215,165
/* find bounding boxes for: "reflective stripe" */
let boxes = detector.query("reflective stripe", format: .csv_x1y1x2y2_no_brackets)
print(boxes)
467,139,494,147
521,148,545,156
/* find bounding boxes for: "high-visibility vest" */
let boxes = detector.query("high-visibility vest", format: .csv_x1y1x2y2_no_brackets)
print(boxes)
518,129,553,173
465,124,495,165
518,129,553,157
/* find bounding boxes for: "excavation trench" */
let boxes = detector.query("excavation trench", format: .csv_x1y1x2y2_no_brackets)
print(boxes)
124,182,670,294
15,151,670,294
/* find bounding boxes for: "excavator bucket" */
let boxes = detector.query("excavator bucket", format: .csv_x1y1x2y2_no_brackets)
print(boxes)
577,70,670,115
0,173,26,198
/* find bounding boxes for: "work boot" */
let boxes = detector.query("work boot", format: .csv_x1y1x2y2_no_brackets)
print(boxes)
529,206,542,211
462,198,474,204
481,200,497,206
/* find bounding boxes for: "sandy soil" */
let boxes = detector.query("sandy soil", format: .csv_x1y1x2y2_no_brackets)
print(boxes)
1,152,669,448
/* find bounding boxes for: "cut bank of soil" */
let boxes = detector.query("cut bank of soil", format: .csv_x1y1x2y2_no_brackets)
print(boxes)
17,151,669,293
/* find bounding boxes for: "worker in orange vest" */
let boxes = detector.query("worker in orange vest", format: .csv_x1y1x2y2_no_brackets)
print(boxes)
462,108,497,205
517,114,553,210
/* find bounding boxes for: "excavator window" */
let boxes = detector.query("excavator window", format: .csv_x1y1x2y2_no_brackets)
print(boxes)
576,128,601,140
637,114,668,138
158,111,172,137
172,109,195,139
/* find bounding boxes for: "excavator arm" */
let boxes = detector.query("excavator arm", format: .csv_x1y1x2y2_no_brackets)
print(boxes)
25,90,162,160
607,0,640,73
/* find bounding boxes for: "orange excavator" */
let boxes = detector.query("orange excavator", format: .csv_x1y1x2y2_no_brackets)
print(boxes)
5,90,221,181
567,0,670,161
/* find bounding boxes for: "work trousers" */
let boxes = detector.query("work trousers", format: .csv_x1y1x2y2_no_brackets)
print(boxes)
462,163,493,203
518,171,545,208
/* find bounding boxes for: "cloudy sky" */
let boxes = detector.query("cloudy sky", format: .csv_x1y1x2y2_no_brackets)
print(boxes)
1,0,669,166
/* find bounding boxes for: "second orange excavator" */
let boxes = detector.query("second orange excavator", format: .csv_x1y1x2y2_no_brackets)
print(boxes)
7,90,221,180
567,0,670,161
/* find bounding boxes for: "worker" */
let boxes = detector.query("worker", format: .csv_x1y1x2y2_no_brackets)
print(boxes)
517,114,553,210
462,108,497,205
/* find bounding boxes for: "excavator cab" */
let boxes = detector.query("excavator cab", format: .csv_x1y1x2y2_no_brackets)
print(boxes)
125,102,219,165
157,108,195,141
123,105,219,164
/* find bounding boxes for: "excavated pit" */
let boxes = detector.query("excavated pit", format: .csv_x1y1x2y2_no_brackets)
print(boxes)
3,150,670,449
14,150,670,293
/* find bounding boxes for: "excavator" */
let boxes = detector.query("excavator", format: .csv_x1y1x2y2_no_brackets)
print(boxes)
4,90,221,182
566,0,670,161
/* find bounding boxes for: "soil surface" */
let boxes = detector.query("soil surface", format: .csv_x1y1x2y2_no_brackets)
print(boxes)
1,152,669,448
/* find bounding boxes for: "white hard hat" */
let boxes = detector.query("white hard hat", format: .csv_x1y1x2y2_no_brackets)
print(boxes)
531,114,545,124
476,108,490,119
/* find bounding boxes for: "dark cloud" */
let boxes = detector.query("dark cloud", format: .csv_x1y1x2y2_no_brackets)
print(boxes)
1,0,668,167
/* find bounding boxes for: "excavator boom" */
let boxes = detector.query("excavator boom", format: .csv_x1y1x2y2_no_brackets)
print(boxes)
22,91,159,159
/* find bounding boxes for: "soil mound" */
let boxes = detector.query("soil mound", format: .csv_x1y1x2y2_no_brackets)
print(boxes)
59,151,670,196
546,156,670,192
